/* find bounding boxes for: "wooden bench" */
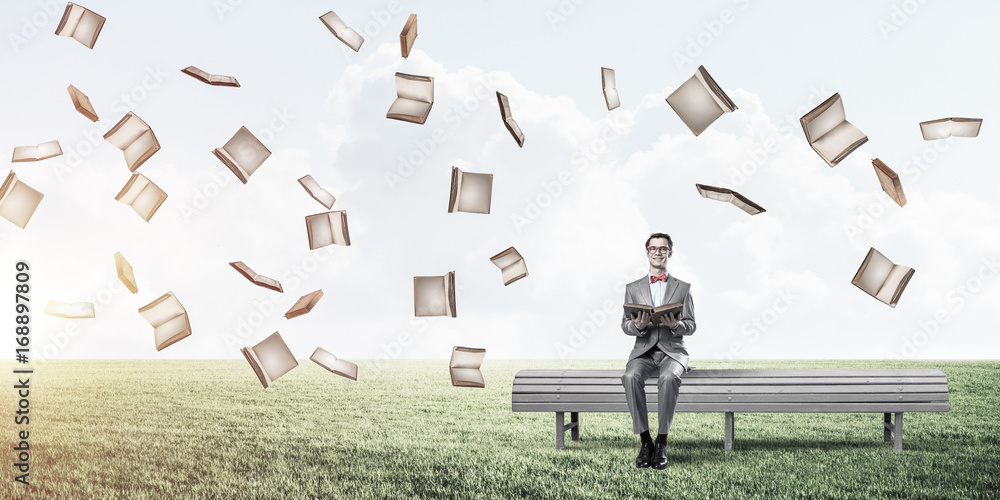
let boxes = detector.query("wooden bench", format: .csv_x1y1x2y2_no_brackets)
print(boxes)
511,368,949,452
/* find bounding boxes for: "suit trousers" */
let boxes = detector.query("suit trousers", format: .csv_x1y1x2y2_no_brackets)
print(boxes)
621,348,686,435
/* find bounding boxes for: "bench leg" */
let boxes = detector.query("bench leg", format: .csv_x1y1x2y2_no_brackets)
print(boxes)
883,413,892,442
724,411,734,452
556,412,565,449
893,412,903,452
571,412,580,441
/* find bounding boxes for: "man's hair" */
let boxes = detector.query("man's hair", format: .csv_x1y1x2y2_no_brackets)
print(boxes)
645,232,673,250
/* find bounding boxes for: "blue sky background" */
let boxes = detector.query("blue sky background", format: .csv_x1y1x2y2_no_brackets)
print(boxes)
2,0,998,361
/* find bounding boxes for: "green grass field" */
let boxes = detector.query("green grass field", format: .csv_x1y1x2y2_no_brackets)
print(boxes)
2,359,998,499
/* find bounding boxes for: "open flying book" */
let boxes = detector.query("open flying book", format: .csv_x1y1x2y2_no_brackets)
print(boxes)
230,261,283,293
624,302,683,324
305,211,350,249
695,184,765,215
138,292,191,351
67,84,98,121
387,72,434,124
285,290,323,319
919,117,982,141
213,126,271,184
310,347,358,381
601,67,620,111
12,141,62,162
497,91,525,147
400,13,417,58
414,272,456,317
450,346,485,388
490,247,528,286
851,247,914,308
104,112,160,172
242,332,298,389
666,65,737,136
319,11,364,52
55,2,105,49
115,172,167,222
0,171,44,229
298,175,336,209
181,66,240,87
448,166,492,214
800,93,867,167
114,251,138,294
44,300,95,319
871,159,906,207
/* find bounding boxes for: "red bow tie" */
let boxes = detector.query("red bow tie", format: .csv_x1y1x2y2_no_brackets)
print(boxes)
650,274,667,283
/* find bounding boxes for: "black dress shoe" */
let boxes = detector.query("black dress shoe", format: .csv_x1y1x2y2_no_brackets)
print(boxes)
635,441,654,468
652,442,669,469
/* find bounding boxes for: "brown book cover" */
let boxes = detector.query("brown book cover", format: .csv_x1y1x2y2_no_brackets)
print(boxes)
871,159,906,207
694,183,765,215
285,290,324,319
114,251,138,294
181,66,240,87
497,91,525,147
624,302,684,324
230,261,283,292
400,13,417,58
67,84,99,121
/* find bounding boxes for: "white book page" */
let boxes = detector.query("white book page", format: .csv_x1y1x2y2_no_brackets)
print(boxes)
811,121,866,164
857,250,894,296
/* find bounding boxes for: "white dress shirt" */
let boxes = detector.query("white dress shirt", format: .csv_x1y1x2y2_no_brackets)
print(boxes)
648,271,669,306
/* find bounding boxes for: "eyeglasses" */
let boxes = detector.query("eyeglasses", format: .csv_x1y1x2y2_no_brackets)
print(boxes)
646,246,670,254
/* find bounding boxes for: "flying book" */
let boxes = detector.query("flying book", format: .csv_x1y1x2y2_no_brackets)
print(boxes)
871,159,906,207
666,65,736,136
449,346,485,388
0,171,44,229
67,84,98,121
285,290,323,319
138,292,191,351
298,175,336,209
104,112,160,172
230,261,283,293
114,251,138,294
213,126,271,184
800,93,867,167
602,67,620,110
12,141,62,162
490,247,528,286
319,11,364,52
414,272,456,317
851,247,914,308
54,2,105,49
305,211,350,249
310,347,358,381
115,172,167,222
400,13,417,58
919,117,982,141
181,66,240,87
497,91,525,147
242,332,298,389
448,166,492,214
43,300,95,319
624,302,684,324
387,72,434,125
694,184,765,215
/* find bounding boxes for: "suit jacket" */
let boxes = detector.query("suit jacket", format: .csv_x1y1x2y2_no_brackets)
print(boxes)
621,274,696,370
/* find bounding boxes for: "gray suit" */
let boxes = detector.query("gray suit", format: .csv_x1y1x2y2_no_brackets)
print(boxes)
620,274,696,435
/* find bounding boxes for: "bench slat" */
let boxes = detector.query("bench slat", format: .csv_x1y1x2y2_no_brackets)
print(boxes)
514,369,947,378
513,376,946,386
513,392,949,403
513,384,950,394
512,402,950,413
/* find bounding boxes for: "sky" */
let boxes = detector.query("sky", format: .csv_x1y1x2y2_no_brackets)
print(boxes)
1,0,999,362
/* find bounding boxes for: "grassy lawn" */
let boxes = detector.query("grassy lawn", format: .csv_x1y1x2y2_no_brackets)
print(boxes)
1,359,998,499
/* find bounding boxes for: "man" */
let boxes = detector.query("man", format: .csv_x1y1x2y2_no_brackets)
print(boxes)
621,232,696,470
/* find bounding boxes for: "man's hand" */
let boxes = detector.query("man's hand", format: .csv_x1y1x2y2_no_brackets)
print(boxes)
631,311,651,330
658,311,681,329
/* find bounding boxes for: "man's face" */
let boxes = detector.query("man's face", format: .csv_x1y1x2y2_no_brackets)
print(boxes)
646,237,672,269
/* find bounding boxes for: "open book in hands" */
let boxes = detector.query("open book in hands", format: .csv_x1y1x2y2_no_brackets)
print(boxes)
624,302,683,325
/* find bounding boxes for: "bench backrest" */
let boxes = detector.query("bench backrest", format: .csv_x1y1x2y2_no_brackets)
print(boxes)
512,369,950,413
